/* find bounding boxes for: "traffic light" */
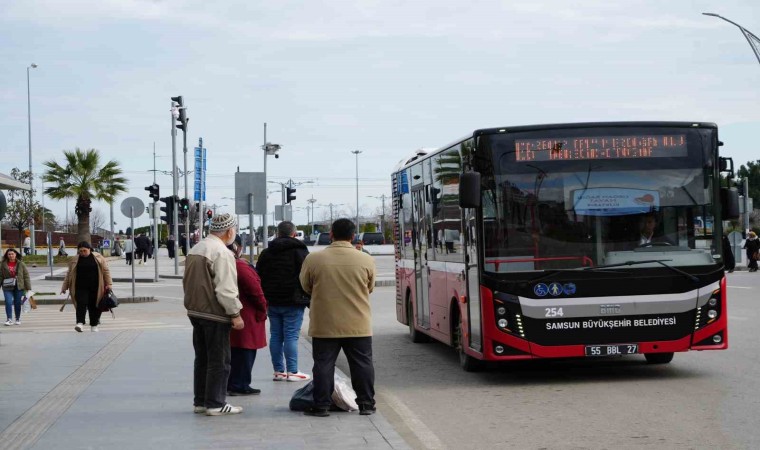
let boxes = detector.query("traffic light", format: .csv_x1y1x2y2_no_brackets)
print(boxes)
179,198,190,219
160,196,177,225
171,96,188,132
206,210,213,220
286,187,297,204
145,183,160,202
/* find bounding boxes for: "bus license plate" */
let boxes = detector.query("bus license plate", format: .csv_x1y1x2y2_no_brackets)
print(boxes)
584,344,638,357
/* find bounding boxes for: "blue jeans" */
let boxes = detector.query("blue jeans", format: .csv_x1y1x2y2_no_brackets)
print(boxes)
268,305,306,373
4,289,24,321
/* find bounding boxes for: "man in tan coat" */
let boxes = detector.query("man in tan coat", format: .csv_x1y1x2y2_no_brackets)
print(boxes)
299,218,376,417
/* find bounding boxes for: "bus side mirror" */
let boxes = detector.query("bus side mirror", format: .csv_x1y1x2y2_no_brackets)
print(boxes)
459,171,481,208
721,187,740,220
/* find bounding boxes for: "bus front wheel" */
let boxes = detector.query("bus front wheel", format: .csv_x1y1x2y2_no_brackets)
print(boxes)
644,352,674,364
455,319,483,372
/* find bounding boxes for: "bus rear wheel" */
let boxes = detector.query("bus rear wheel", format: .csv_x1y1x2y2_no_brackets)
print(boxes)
455,319,483,372
407,298,429,343
644,352,674,364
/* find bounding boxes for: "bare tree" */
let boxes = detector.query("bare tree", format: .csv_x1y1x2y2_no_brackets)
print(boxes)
90,208,107,233
5,168,42,248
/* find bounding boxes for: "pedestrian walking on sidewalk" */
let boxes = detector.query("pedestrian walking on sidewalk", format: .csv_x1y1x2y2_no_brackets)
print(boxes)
226,236,268,396
60,242,113,333
744,231,760,273
183,213,245,416
722,234,735,273
22,235,31,256
256,221,311,383
124,237,134,265
299,218,377,417
136,233,150,264
2,249,32,326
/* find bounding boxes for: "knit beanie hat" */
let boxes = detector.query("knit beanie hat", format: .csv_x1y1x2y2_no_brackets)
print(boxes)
209,213,237,232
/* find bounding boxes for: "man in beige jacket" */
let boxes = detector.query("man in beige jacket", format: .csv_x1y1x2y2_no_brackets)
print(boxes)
299,218,376,417
184,213,244,416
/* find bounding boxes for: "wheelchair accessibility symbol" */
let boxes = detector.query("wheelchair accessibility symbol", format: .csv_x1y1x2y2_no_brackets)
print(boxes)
534,283,549,297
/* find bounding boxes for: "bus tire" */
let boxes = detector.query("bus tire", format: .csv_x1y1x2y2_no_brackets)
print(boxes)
407,295,429,343
644,352,674,364
454,315,483,372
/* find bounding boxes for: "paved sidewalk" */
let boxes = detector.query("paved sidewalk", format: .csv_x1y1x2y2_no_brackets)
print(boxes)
0,325,408,450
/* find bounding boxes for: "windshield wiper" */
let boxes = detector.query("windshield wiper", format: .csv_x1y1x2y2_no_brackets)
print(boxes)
584,259,699,283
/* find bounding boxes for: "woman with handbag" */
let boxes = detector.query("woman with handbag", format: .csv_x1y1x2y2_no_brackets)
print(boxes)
2,249,32,326
60,241,113,332
227,236,268,396
743,231,760,273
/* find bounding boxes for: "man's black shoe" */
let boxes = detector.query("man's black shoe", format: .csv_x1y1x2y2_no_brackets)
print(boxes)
227,387,261,396
304,407,330,417
359,406,376,416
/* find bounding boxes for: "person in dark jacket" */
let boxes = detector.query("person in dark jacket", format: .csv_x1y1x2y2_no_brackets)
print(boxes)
135,233,150,264
722,234,735,273
167,234,176,259
256,221,311,382
743,231,760,272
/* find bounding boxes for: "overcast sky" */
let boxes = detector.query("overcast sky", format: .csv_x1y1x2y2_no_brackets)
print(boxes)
1,0,759,232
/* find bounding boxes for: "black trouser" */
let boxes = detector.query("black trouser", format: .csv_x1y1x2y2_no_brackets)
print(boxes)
190,317,231,409
75,288,102,326
312,337,375,410
126,252,133,265
748,254,758,271
228,347,257,392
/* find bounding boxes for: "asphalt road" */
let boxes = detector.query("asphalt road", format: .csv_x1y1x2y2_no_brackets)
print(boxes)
343,273,760,450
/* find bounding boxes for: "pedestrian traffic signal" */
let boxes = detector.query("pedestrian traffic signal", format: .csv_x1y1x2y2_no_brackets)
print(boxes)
179,198,190,219
145,183,160,202
206,210,213,220
286,187,297,204
160,196,177,225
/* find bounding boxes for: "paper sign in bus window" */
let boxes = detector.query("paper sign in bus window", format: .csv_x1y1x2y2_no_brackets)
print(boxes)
573,188,660,216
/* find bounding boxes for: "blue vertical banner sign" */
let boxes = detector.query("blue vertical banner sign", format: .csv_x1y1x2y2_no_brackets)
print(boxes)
193,146,207,201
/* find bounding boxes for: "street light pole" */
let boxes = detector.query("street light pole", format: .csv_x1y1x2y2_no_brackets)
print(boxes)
351,150,362,231
170,100,179,274
703,13,760,65
27,63,38,254
308,195,317,235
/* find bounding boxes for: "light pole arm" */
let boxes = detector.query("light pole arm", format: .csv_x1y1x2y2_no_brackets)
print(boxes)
703,12,760,65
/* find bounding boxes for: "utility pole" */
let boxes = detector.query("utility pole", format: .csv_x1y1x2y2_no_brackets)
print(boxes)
351,150,362,232
370,194,388,233
263,123,268,249
170,99,179,275
308,195,317,235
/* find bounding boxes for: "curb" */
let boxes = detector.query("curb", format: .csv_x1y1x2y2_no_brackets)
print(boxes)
3,296,158,305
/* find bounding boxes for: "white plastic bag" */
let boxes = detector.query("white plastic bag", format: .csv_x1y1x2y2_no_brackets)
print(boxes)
331,373,359,411
22,296,31,313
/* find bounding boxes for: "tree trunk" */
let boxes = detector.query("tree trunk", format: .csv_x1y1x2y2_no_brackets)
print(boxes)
77,212,91,244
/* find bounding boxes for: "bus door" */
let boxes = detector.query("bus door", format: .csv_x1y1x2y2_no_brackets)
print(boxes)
412,187,431,330
463,207,482,352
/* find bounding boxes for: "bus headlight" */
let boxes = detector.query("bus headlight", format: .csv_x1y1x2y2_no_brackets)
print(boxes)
707,310,718,319
495,345,505,354
497,306,507,316
708,297,717,307
497,318,508,328
713,335,722,344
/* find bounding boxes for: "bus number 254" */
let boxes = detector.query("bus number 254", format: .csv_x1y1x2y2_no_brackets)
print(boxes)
545,307,564,317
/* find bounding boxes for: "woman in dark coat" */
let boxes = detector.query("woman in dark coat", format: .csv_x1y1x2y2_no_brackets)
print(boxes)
227,237,268,395
722,235,735,273
60,241,113,332
744,231,760,273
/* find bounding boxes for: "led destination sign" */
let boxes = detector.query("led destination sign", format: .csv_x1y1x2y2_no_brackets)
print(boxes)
515,135,687,162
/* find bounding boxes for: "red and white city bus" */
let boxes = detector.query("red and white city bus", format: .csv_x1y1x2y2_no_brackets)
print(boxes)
392,122,739,371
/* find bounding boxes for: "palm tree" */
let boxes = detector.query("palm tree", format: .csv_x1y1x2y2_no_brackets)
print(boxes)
42,148,128,244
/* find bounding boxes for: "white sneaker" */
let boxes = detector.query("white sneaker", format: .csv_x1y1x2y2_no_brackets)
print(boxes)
14,319,20,325
91,326,99,332
75,323,84,332
205,404,243,416
4,319,12,326
273,371,288,381
287,372,311,382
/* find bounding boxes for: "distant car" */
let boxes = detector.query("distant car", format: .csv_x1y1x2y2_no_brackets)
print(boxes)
295,230,305,241
358,232,384,245
314,232,332,246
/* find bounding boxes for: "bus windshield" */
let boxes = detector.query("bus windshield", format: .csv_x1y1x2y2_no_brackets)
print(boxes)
479,127,720,275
